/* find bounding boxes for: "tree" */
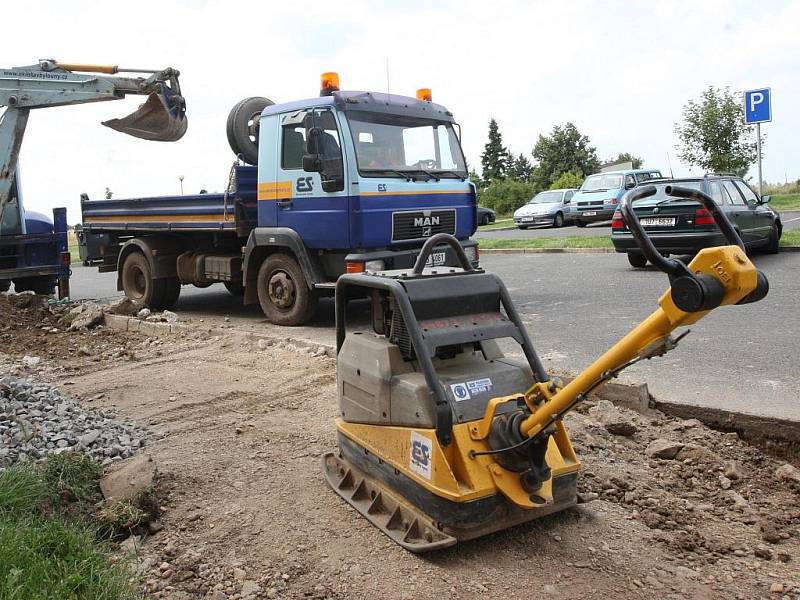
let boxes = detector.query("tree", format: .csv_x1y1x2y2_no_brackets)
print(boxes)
480,119,510,181
606,152,643,169
507,153,534,181
531,123,599,190
674,86,758,176
550,171,584,190
479,178,537,215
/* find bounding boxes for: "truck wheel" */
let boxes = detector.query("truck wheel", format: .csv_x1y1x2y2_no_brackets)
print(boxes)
13,276,56,295
256,253,317,326
153,277,181,310
0,280,11,292
121,251,158,307
226,97,274,165
224,281,245,296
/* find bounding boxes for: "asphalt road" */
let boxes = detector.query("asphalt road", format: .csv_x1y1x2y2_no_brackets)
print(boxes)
478,210,800,239
69,250,799,420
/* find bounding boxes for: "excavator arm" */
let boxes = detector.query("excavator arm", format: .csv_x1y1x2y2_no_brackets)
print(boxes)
0,59,187,211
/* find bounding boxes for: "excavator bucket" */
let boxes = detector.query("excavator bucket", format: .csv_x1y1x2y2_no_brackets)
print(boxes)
102,90,187,142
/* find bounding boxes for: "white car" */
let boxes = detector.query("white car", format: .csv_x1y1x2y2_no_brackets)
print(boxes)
513,188,577,229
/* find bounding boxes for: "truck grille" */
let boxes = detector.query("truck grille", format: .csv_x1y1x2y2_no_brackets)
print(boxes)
392,209,456,242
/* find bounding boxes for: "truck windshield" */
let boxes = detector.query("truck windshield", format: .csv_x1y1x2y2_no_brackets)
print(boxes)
582,174,624,192
346,112,467,178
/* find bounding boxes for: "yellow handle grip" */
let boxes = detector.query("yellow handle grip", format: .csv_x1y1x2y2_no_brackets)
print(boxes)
54,62,119,74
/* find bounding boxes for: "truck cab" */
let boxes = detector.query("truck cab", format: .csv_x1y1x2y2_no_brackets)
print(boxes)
80,76,478,325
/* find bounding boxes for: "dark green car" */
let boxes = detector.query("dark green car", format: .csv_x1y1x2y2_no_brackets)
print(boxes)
611,175,782,268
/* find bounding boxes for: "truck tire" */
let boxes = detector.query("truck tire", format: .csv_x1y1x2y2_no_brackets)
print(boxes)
153,277,181,310
226,97,274,165
121,251,158,307
13,276,56,295
0,280,10,292
256,253,317,326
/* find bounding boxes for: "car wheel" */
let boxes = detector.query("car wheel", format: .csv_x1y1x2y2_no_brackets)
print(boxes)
257,253,317,325
575,221,587,228
553,212,565,228
765,223,781,254
627,253,648,268
480,214,490,226
517,225,528,230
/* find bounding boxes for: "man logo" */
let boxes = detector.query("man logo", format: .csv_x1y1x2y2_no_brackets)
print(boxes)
413,216,440,227
295,177,314,193
422,226,432,237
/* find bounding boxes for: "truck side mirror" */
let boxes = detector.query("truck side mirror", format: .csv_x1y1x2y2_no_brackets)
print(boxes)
302,154,322,172
303,127,323,172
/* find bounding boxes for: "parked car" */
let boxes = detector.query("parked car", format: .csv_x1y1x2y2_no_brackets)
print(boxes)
612,174,782,268
571,169,663,227
477,206,496,226
513,188,576,229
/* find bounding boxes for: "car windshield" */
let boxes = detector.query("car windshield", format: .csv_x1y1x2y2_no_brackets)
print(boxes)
346,111,467,178
582,174,624,191
528,191,562,204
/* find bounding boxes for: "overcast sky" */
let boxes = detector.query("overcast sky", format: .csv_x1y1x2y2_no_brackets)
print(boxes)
7,0,799,222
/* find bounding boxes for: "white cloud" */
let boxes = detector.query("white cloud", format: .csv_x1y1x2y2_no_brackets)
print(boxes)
5,0,798,221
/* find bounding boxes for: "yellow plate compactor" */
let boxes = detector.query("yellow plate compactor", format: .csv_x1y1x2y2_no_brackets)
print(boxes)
323,185,769,552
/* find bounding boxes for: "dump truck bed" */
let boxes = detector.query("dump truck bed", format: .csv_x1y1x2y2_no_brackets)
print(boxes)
80,166,257,236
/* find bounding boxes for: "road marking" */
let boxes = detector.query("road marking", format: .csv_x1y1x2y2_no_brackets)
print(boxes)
782,216,800,223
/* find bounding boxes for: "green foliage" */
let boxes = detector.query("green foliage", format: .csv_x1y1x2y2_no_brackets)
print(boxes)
42,452,102,504
763,180,800,195
768,193,800,211
781,229,800,247
507,154,534,181
550,171,584,190
0,457,142,600
475,236,613,249
606,152,643,169
480,119,511,181
532,123,600,190
478,178,538,215
468,169,483,190
674,86,758,177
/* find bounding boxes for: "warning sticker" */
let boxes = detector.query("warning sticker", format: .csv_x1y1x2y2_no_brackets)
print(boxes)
450,382,471,401
467,378,493,395
409,431,433,480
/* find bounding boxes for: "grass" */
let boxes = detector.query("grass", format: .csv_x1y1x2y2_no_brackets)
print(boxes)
770,193,800,211
478,217,514,230
476,236,613,249
0,455,142,600
780,229,800,247
67,230,80,261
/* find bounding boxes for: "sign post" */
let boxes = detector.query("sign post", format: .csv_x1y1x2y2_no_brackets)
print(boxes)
743,88,771,196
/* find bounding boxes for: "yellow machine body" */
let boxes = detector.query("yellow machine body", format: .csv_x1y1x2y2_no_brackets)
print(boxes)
323,240,764,552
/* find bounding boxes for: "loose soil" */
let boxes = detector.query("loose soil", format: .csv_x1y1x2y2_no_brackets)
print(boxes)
2,294,799,599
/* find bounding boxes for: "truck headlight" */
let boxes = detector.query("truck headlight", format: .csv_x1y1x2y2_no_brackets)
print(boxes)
364,259,385,272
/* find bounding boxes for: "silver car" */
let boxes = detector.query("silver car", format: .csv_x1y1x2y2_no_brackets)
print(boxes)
513,188,577,228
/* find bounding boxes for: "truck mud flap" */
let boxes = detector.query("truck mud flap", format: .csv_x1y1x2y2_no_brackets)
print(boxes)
322,452,457,553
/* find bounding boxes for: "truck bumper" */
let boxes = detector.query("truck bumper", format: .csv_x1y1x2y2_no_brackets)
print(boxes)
345,239,479,271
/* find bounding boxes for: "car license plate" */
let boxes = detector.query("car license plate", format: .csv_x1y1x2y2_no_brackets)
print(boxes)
522,217,534,222
425,251,446,267
640,217,676,227
583,211,597,216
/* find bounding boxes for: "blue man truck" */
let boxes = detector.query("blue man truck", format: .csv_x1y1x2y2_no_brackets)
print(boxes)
80,74,479,325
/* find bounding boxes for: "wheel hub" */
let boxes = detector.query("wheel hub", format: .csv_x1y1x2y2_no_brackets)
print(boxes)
268,271,295,309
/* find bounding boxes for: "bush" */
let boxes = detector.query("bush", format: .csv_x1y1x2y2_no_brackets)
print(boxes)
763,180,800,195
478,178,538,215
550,170,584,190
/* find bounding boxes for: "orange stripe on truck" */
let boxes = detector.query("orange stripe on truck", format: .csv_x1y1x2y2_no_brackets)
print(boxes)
257,181,293,201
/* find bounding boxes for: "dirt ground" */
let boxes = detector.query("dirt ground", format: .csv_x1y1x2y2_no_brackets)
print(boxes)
2,294,799,600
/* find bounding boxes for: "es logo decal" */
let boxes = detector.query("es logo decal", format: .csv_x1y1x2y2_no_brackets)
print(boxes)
409,432,432,480
295,177,314,193
377,183,387,192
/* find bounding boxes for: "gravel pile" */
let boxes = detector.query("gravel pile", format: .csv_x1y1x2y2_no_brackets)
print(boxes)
0,375,150,469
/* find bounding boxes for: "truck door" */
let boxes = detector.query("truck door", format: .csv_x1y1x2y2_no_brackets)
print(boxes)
275,108,349,248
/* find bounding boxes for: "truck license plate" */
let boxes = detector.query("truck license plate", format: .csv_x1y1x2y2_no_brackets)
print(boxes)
583,211,597,216
425,251,446,267
640,217,676,227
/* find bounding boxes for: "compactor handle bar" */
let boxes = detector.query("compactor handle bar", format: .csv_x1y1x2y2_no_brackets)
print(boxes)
621,185,768,311
621,185,745,277
411,233,476,275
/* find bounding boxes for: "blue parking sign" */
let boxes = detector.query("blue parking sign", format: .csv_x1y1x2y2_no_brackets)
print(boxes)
744,88,771,124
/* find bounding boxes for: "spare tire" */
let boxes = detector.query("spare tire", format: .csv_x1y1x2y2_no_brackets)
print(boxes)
226,97,274,165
